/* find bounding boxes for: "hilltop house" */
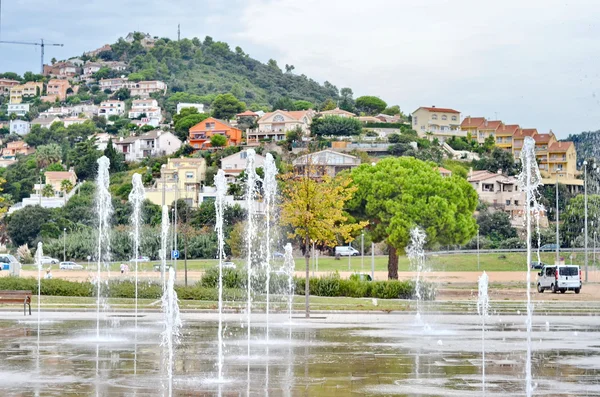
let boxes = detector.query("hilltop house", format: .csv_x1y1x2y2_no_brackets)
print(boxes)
188,117,242,149
411,106,463,142
247,110,315,145
7,103,30,117
9,119,31,135
128,99,162,127
220,150,266,183
319,108,356,118
145,157,207,207
2,141,35,159
44,170,77,193
292,150,360,178
10,82,43,104
42,79,71,102
0,78,19,96
114,130,181,162
98,100,125,117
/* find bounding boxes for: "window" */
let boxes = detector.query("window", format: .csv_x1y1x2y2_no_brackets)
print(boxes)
432,114,438,120
514,200,519,206
482,183,494,192
413,117,417,124
205,122,215,129
506,200,511,205
441,115,447,120
421,126,425,130
186,172,194,179
240,151,247,159
546,267,555,277
273,115,285,122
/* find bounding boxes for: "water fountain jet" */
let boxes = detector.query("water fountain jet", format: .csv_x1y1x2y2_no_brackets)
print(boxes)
214,170,227,383
477,271,490,394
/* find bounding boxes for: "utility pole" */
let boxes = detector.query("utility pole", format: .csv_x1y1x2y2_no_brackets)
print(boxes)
556,174,560,264
584,160,589,282
174,180,178,280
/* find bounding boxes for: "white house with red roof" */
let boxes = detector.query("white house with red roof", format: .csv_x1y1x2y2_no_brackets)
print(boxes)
411,106,463,142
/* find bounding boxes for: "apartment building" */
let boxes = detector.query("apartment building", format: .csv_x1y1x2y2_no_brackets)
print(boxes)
98,100,125,117
495,124,520,149
43,79,71,102
9,119,31,135
411,106,462,142
7,103,30,117
0,78,19,96
145,157,207,207
10,82,43,104
114,130,181,162
43,62,79,78
99,78,166,97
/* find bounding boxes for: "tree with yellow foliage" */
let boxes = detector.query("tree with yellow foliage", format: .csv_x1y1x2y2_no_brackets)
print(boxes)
281,168,366,318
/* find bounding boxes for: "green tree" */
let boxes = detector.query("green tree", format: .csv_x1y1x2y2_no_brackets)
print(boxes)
476,207,517,242
211,93,245,120
473,147,517,175
382,105,402,116
355,96,387,115
272,97,295,111
321,99,336,111
210,134,227,147
539,183,574,222
112,87,130,101
293,100,314,110
339,88,355,113
35,144,62,169
174,113,209,141
348,157,478,279
310,115,362,136
60,179,74,194
69,139,101,180
6,205,53,246
561,195,600,247
103,138,125,173
42,184,55,197
281,172,365,317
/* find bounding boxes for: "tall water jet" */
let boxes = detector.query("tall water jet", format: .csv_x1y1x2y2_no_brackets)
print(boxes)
161,267,182,397
518,136,543,397
128,174,145,329
35,242,43,347
406,227,427,322
283,243,295,324
477,271,490,394
160,205,170,290
95,156,113,339
263,153,278,337
243,148,258,388
214,170,227,383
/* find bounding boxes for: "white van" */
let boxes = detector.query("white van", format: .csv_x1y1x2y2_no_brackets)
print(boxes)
335,246,359,256
0,254,21,276
537,264,581,294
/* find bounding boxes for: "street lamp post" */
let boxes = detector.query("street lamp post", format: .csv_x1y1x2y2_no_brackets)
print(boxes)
584,160,589,282
555,173,560,264
361,232,364,272
477,228,480,270
63,228,66,262
371,242,375,280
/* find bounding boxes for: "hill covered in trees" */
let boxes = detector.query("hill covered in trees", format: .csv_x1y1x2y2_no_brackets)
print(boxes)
566,130,600,162
95,33,342,110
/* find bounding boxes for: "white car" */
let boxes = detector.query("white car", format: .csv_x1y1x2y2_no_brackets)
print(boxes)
130,256,150,262
537,265,581,294
222,262,236,269
40,256,60,265
59,261,84,270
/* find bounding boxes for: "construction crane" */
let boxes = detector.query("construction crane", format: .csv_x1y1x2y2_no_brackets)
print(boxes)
0,39,64,74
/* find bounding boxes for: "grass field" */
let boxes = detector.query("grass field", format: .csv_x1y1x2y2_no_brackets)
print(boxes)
23,252,597,273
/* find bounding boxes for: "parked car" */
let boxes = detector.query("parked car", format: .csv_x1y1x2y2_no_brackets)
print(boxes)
0,254,20,276
222,262,236,269
273,252,284,259
540,244,559,252
530,261,546,270
335,246,359,256
130,256,150,262
40,256,59,265
59,261,84,270
537,265,581,294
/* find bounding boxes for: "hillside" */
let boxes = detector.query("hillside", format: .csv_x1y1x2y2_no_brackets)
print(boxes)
96,33,341,109
565,130,600,162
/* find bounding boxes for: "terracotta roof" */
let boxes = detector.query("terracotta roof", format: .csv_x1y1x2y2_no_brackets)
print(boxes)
532,133,554,144
467,170,499,182
261,110,312,122
549,141,574,152
461,117,486,129
418,107,460,114
514,128,538,138
480,120,503,130
320,108,356,117
45,171,75,180
236,110,258,117
7,141,28,149
497,124,520,134
437,167,452,174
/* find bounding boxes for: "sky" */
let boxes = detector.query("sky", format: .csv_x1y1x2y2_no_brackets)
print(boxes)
2,0,600,138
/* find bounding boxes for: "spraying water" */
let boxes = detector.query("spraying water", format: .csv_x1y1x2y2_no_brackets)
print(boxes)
160,205,170,291
161,267,182,397
263,153,278,337
283,243,295,324
95,156,113,340
214,170,227,383
128,174,145,328
406,227,427,322
477,271,490,394
35,242,43,347
244,149,258,390
518,136,543,397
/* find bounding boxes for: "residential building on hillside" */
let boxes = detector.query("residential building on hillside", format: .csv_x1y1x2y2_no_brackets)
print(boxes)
10,82,43,103
98,100,125,117
512,128,538,159
356,116,381,124
319,108,356,118
375,113,402,123
130,80,167,97
44,170,77,193
411,106,462,142
220,150,266,183
62,117,88,127
99,78,128,91
145,157,207,207
0,78,19,96
42,79,71,102
114,130,181,162
189,117,243,149
248,110,314,145
460,116,486,138
177,103,205,114
9,119,31,135
3,141,35,159
292,150,360,178
125,32,157,48
476,120,504,143
43,62,79,78
31,117,61,129
128,99,162,127
91,133,113,151
495,124,520,149
84,44,111,57
437,167,453,177
7,103,30,117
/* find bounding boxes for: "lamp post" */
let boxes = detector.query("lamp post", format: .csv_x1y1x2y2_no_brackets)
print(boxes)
161,164,167,207
584,160,589,282
555,173,560,264
63,228,66,262
477,228,480,270
371,242,375,280
361,232,364,272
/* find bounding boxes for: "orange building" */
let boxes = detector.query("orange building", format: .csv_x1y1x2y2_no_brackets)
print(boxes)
188,117,242,149
42,79,71,102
